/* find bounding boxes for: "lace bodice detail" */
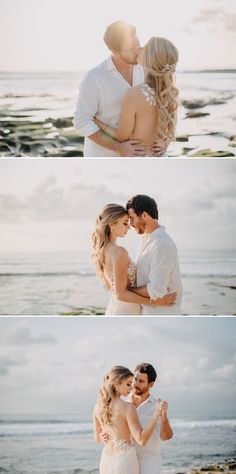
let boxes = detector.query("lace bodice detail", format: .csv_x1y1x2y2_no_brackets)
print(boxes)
127,260,137,287
112,436,135,453
140,83,156,106
105,260,137,292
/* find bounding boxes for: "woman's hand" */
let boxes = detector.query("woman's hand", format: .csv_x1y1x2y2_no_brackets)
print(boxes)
151,292,177,307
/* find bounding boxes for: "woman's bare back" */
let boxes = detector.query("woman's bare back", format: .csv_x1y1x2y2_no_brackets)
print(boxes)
95,399,133,455
127,84,158,151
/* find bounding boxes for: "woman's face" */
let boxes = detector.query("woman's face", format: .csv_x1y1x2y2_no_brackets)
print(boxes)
112,214,130,238
116,376,133,396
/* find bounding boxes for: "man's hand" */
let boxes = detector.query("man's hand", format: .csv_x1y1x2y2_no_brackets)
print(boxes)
151,140,169,157
159,399,173,440
159,399,169,417
99,431,109,444
118,139,147,157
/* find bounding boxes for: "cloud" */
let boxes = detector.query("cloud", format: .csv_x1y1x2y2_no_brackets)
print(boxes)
0,356,26,377
0,176,126,224
213,362,235,378
191,8,236,34
6,324,57,346
0,318,235,414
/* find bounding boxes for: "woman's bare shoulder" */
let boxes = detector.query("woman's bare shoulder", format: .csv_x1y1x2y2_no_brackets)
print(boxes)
119,399,134,413
124,85,143,100
110,245,129,263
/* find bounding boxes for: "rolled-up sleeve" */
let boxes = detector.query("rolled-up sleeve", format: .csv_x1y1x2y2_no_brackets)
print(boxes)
147,242,173,299
73,71,100,137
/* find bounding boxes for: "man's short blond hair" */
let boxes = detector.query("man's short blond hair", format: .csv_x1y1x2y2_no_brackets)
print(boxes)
103,20,136,52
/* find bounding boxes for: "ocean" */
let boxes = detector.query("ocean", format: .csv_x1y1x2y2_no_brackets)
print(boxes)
0,249,235,315
0,70,236,157
0,413,235,474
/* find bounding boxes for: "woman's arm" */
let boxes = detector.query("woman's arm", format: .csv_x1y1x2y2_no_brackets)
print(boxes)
93,407,101,444
112,249,176,307
130,286,177,307
94,91,136,142
126,403,160,447
112,249,152,305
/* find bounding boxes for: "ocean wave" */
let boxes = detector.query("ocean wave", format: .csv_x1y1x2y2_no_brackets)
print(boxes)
0,93,53,99
0,421,92,437
172,418,236,428
0,271,235,279
0,271,95,278
1,419,236,437
181,273,236,279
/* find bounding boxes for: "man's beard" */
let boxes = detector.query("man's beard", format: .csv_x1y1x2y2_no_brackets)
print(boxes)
133,386,148,396
120,54,138,66
135,219,146,234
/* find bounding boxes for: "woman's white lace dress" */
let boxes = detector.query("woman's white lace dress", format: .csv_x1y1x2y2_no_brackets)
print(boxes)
100,437,139,474
105,260,141,315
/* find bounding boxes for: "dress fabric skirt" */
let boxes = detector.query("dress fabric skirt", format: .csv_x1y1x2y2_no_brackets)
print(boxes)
100,445,139,474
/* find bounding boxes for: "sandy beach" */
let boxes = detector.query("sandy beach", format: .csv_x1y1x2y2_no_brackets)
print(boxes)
0,250,235,315
0,70,235,158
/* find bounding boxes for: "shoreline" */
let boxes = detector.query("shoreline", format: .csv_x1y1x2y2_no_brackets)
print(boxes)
0,113,235,157
0,69,235,157
187,459,236,474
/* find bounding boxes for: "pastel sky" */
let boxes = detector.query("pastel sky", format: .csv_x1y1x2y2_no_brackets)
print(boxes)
0,317,235,416
0,159,235,256
0,0,236,71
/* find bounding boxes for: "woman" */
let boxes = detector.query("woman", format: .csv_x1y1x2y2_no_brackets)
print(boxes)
92,203,176,315
93,366,161,474
94,37,179,156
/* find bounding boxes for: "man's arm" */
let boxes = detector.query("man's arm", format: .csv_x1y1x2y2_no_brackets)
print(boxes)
144,242,174,301
159,400,173,441
73,71,146,156
89,130,145,157
129,286,176,306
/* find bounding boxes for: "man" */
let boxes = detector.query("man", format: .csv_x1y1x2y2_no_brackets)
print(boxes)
126,194,182,314
132,363,173,474
100,362,173,474
73,21,166,157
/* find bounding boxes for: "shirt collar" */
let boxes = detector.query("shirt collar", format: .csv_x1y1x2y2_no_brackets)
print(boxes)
105,55,117,72
148,225,165,240
136,393,156,409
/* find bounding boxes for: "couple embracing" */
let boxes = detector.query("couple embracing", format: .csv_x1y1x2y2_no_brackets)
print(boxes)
92,194,182,315
74,21,179,157
93,363,173,474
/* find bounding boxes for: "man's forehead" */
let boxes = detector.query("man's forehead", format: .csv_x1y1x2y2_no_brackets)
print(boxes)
134,370,148,381
128,208,137,217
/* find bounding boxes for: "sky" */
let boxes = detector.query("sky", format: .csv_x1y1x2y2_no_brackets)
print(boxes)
0,317,235,416
0,159,236,255
0,0,236,71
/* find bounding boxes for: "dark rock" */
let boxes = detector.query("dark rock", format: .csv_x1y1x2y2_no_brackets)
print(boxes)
0,142,13,152
176,135,189,142
185,112,210,119
50,117,73,128
182,147,196,155
60,306,105,315
191,149,235,157
182,98,226,110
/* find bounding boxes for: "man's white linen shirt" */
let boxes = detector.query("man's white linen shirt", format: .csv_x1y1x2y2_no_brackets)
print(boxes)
73,56,144,156
135,395,162,474
137,226,182,315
